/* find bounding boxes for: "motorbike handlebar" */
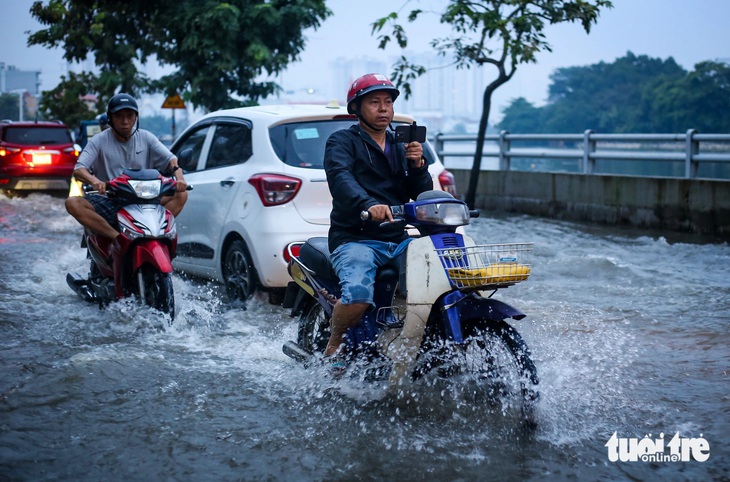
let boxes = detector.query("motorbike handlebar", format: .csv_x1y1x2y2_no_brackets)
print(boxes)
83,178,193,195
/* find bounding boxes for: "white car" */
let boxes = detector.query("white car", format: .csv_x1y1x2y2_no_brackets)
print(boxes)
169,104,457,302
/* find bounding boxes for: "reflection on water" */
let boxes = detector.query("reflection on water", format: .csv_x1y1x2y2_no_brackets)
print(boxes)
1,193,728,480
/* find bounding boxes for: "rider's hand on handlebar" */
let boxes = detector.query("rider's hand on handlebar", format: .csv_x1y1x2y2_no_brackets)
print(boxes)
367,204,394,223
175,179,188,192
91,179,106,195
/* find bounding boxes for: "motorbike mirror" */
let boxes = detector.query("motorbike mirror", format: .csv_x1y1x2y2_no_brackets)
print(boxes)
177,148,194,170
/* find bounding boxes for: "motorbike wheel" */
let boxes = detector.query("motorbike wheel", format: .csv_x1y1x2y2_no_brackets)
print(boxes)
136,265,175,324
297,302,331,355
414,319,539,407
222,239,257,303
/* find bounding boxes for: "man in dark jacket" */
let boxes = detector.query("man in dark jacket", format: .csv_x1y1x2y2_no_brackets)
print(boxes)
323,73,433,362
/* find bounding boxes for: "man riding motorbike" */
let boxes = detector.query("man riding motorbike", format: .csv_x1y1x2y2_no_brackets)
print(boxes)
65,93,188,252
323,73,433,368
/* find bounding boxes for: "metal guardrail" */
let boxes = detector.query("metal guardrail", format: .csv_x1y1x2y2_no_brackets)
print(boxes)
431,129,730,179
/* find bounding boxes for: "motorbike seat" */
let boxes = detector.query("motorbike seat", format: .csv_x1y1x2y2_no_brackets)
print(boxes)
300,237,338,280
300,237,400,283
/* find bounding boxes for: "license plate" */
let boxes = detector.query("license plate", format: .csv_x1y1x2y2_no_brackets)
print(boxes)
32,153,52,165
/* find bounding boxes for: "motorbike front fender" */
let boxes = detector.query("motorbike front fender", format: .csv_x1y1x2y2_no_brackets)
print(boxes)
435,292,526,343
131,241,174,273
460,295,526,322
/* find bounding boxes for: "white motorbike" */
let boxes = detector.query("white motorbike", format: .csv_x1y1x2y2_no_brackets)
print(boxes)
282,191,539,415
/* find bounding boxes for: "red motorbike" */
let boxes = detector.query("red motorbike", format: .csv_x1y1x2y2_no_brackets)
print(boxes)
66,168,186,324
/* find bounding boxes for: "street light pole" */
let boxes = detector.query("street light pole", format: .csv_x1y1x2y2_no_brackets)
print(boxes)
10,89,26,121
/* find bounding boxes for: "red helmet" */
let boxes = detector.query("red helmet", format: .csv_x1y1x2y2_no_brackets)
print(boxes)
346,73,400,114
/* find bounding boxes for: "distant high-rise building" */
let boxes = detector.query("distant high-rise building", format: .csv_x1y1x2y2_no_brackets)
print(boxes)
327,53,486,132
0,63,41,95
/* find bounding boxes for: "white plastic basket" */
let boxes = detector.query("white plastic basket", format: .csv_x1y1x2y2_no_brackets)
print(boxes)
435,243,533,289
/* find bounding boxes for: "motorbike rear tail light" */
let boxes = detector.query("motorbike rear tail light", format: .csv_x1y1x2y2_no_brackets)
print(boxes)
438,170,457,196
248,174,302,206
283,243,302,263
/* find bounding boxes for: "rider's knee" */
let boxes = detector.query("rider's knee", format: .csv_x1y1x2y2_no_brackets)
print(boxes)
65,196,82,215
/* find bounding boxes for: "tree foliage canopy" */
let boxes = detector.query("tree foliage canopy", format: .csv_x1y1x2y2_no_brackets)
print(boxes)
37,71,104,131
28,0,331,112
499,53,730,133
372,0,612,207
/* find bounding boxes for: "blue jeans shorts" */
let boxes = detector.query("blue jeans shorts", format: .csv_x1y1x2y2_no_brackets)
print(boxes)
330,239,412,306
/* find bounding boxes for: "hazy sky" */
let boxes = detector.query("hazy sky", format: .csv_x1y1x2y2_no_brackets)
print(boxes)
2,0,728,119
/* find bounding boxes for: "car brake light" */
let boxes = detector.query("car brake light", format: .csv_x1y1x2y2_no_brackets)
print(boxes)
248,174,302,207
0,147,21,156
63,146,81,157
438,170,457,196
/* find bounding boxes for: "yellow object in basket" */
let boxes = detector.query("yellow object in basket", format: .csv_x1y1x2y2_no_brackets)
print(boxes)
449,263,531,286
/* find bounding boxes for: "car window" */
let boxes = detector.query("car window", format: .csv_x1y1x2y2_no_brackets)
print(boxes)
269,120,358,169
173,125,209,172
4,126,71,145
206,123,252,169
269,119,436,168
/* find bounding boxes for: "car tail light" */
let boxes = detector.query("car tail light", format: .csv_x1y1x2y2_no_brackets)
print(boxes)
0,147,21,157
63,146,81,157
438,169,457,196
248,174,302,207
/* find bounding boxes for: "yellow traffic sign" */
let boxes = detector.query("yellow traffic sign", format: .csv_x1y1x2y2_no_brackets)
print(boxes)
162,93,186,109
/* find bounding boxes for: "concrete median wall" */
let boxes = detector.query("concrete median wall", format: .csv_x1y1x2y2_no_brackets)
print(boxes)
451,169,730,241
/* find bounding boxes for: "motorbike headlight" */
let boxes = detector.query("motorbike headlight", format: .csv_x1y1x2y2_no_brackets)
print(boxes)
163,217,177,240
129,180,161,199
415,202,470,226
120,223,145,240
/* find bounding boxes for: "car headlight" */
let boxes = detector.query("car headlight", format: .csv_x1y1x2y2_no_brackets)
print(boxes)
415,202,470,226
129,180,161,199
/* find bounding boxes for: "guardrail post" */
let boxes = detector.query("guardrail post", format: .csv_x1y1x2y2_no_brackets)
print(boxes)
583,129,595,174
685,129,699,178
499,130,510,171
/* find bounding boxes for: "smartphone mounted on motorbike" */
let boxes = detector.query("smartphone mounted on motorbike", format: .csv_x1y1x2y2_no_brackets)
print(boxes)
395,121,427,144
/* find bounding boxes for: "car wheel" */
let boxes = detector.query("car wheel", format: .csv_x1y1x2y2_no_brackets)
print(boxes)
222,239,257,302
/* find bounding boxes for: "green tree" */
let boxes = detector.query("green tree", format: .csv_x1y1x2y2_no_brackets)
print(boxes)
37,71,104,131
647,61,730,133
28,0,331,112
499,53,727,134
373,0,612,207
498,97,545,133
545,52,685,132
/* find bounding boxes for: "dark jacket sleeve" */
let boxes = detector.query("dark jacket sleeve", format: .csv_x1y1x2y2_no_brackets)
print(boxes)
324,130,379,214
404,157,433,200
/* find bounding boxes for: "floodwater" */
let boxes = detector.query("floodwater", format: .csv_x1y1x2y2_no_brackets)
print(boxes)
1,192,728,481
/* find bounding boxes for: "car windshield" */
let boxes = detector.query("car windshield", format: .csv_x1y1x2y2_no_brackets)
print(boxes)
4,126,72,146
269,119,435,169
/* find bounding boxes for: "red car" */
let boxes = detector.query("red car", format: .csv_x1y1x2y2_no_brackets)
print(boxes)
0,120,80,193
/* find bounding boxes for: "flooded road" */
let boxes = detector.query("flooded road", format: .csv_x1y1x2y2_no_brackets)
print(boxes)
1,192,728,481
